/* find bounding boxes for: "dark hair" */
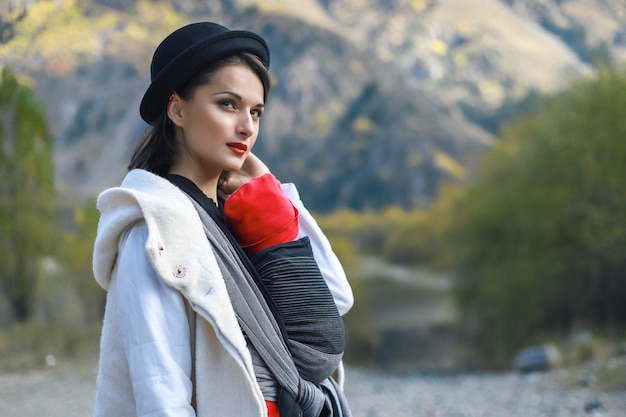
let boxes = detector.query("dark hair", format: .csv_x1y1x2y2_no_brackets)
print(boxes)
128,52,271,176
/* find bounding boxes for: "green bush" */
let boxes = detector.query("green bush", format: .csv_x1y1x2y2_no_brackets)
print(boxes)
443,66,626,366
382,211,434,265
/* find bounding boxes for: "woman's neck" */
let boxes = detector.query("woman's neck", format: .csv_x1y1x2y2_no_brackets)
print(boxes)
168,167,219,203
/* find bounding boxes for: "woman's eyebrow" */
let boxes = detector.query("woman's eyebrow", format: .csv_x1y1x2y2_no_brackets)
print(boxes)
213,90,242,100
213,91,264,107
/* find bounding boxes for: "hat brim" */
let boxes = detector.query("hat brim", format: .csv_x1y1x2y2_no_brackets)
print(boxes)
140,30,269,124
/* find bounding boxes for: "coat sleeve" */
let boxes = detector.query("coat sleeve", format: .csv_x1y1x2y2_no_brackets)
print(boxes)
281,183,354,316
113,223,196,417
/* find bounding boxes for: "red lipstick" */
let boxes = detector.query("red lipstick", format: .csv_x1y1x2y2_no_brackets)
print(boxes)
227,142,247,156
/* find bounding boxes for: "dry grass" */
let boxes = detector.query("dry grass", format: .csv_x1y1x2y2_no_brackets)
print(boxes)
0,322,101,373
557,334,626,391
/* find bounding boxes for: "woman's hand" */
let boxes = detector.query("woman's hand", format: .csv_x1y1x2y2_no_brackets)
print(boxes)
218,152,271,196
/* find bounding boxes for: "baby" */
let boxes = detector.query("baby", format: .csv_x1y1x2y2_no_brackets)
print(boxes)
223,173,345,384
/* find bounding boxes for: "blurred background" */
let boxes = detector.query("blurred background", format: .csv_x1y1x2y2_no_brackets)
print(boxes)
0,0,625,392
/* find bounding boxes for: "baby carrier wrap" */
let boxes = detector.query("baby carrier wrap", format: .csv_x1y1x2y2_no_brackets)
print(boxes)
170,175,352,417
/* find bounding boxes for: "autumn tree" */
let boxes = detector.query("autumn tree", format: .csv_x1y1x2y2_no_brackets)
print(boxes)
0,66,56,322
58,196,105,323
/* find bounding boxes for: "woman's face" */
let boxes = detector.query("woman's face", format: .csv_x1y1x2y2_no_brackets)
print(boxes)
169,63,265,179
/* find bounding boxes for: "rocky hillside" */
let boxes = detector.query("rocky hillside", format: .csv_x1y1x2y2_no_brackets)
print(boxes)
0,0,623,211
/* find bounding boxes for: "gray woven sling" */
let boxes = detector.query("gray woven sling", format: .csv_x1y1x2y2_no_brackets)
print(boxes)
186,195,352,417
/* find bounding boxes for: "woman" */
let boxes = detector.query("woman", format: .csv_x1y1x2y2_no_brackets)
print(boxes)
92,21,353,417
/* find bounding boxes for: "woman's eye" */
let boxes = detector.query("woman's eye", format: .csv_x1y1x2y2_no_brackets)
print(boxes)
251,108,263,118
221,100,235,109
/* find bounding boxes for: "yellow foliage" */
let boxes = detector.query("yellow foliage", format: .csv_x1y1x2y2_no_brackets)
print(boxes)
430,39,448,56
73,207,85,225
455,19,474,37
478,79,505,106
0,0,185,74
433,149,466,180
326,236,357,268
453,52,468,67
0,1,99,73
317,208,368,234
135,0,184,32
317,204,438,266
17,1,59,35
38,16,99,57
411,0,428,12
352,116,376,133
0,2,46,61
422,183,464,269
92,11,120,32
380,205,408,222
106,1,184,67
311,108,335,137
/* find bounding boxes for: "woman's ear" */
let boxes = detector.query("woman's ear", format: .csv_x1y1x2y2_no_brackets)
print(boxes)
167,93,184,127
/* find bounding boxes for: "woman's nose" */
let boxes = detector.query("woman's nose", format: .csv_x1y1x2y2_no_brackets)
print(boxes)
238,113,256,137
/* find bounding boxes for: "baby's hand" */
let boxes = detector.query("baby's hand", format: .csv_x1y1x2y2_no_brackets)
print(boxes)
218,153,271,196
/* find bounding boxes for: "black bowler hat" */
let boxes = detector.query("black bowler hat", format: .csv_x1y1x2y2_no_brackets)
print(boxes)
139,21,270,124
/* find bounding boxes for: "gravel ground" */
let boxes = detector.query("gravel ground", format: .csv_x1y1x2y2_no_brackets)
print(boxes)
344,367,626,417
0,356,98,417
1,357,625,417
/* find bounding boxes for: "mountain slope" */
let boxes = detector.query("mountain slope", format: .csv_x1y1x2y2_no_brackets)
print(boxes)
0,0,623,210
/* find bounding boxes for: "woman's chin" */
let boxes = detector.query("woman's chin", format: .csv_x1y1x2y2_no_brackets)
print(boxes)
224,160,246,172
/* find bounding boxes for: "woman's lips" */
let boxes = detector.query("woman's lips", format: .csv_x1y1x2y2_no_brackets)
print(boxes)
227,142,247,156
